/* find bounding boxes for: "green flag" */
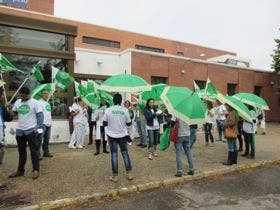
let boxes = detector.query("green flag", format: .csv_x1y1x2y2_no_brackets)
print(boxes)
31,62,44,81
52,66,74,90
0,53,24,74
205,78,218,95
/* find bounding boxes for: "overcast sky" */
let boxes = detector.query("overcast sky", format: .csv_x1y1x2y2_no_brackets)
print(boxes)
55,0,280,71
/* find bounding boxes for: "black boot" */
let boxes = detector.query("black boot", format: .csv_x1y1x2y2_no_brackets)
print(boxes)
223,151,233,166
103,140,109,153
232,150,238,164
94,140,101,156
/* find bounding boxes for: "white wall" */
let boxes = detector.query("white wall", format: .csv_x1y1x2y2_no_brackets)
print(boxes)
74,48,131,76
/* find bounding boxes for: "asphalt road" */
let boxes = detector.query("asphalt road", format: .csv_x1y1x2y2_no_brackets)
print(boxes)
82,165,280,210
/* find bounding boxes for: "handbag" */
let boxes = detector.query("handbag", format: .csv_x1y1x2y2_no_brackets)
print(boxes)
169,121,179,143
224,127,237,139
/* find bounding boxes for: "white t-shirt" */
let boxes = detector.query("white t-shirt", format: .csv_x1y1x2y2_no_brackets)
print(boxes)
13,98,43,130
39,99,52,126
216,105,227,121
146,109,160,130
103,105,131,138
172,116,190,137
91,108,97,122
96,106,107,126
206,108,216,124
71,103,87,125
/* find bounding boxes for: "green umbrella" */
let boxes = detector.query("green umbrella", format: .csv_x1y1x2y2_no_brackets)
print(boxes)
31,83,55,100
97,90,113,106
233,92,269,110
140,83,167,103
197,88,217,102
82,93,101,109
160,86,207,125
98,73,151,93
216,93,252,122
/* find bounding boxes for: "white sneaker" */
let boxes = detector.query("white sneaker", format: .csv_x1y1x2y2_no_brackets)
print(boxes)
148,154,153,160
68,145,76,149
127,142,132,146
76,145,83,149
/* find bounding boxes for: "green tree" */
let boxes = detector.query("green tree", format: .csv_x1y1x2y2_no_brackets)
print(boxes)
271,36,280,73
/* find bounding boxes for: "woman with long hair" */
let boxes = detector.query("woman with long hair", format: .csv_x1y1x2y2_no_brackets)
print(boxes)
144,98,160,160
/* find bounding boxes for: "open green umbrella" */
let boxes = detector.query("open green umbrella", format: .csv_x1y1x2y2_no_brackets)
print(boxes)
216,93,252,122
31,83,55,100
82,93,101,109
97,90,113,106
140,83,167,103
98,73,151,93
197,88,217,102
160,86,207,125
233,92,269,110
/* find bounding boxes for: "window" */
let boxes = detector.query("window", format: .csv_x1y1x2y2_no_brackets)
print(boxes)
83,36,120,48
135,45,165,53
254,86,262,96
151,76,167,85
227,83,237,96
0,25,68,51
225,59,237,65
195,80,206,89
176,52,184,56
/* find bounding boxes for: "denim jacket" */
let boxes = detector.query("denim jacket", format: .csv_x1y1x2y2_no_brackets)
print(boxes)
144,108,163,126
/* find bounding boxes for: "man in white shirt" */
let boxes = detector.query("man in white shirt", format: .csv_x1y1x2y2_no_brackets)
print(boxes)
38,90,53,158
8,87,43,179
103,93,133,182
215,101,228,141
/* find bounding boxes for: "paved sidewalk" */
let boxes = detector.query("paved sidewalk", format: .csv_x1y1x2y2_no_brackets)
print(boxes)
0,123,279,209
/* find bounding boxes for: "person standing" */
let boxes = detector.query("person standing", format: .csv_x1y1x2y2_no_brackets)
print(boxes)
135,103,147,148
0,87,13,165
256,108,266,135
94,99,110,155
68,98,87,149
237,118,244,152
38,90,53,158
223,104,239,166
204,101,215,146
242,105,257,159
8,87,43,179
190,124,198,149
87,106,97,145
103,93,133,182
172,117,195,177
144,98,160,160
215,101,228,142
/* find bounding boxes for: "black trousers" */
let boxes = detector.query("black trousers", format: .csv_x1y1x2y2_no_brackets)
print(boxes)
16,132,39,172
204,123,214,143
243,132,255,156
89,121,96,144
237,126,243,149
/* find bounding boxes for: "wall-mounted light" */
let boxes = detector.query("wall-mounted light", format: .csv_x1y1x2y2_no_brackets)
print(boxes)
200,53,205,57
270,81,275,85
181,69,186,74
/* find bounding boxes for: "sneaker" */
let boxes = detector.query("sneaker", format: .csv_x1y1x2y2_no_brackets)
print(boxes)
148,154,153,160
8,171,24,178
127,142,132,146
68,145,76,149
140,144,147,148
153,152,158,157
174,172,182,177
0,184,7,190
261,132,266,135
137,143,143,147
187,170,195,176
43,153,53,158
76,145,83,149
127,172,134,181
109,175,118,183
205,142,209,146
32,170,40,179
210,142,215,147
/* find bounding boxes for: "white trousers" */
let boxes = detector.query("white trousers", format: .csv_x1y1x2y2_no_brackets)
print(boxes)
69,123,86,147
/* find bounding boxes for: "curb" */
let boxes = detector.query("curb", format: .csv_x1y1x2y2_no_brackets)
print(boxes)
15,159,280,210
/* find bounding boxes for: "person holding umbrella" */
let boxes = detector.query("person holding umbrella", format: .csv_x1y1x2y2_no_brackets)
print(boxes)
223,104,239,166
215,100,228,142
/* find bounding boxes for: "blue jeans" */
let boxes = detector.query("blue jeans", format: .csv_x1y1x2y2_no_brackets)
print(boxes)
108,136,132,175
227,138,237,152
190,128,197,148
216,120,225,140
147,129,159,153
136,120,147,145
175,136,194,172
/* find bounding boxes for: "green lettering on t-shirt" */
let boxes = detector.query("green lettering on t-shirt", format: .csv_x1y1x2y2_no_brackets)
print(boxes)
18,104,30,115
45,104,51,112
112,110,125,115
